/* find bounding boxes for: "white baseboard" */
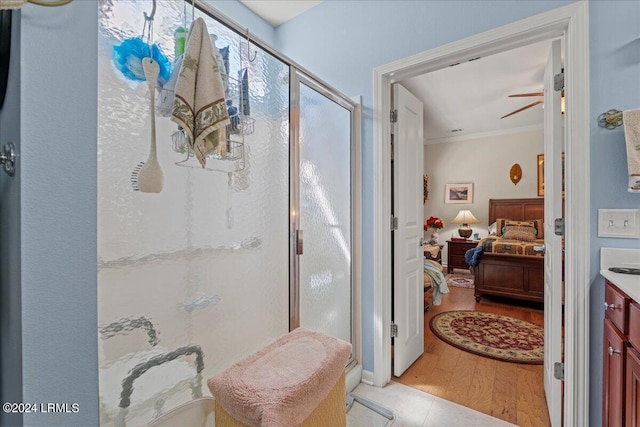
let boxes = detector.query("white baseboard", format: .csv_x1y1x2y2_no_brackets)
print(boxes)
361,369,374,386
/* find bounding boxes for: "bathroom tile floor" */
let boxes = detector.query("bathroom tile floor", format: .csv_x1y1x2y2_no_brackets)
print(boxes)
347,381,516,427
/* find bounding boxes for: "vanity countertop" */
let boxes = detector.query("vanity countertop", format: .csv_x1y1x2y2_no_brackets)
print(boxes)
601,248,640,301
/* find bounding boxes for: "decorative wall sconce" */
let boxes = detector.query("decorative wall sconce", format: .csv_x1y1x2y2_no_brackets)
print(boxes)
510,163,522,185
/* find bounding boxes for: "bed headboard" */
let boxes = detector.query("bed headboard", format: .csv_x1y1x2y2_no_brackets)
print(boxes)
488,198,544,225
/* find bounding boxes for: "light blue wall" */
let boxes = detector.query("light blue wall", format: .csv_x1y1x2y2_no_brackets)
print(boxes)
0,9,22,427
19,1,98,425
588,2,640,425
274,1,640,426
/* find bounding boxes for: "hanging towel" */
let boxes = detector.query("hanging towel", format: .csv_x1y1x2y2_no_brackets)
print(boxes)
622,109,640,192
171,17,230,168
0,0,26,9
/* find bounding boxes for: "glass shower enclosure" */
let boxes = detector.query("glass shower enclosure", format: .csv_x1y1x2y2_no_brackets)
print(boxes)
290,71,355,363
97,1,357,425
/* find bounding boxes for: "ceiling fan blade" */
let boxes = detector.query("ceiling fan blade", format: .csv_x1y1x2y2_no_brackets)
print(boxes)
508,92,544,98
500,100,544,119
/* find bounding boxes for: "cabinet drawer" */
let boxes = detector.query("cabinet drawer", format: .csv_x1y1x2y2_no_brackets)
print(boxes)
449,254,466,266
605,280,630,335
453,244,475,254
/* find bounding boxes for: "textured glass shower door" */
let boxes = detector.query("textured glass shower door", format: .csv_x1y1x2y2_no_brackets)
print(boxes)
294,74,353,350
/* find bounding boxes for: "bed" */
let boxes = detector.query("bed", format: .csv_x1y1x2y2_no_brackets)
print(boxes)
473,198,545,303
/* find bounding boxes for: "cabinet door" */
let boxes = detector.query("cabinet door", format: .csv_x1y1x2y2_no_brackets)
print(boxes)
605,281,630,334
627,348,640,427
604,319,627,427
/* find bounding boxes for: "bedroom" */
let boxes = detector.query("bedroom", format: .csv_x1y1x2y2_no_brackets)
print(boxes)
392,39,560,426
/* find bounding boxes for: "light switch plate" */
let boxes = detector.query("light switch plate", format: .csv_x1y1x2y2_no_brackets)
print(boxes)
598,209,640,238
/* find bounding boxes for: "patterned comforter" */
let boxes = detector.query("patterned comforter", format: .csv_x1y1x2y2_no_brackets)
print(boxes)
479,236,545,257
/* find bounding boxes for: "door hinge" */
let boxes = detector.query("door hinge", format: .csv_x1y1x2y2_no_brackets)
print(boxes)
554,72,564,91
390,109,398,123
295,229,304,255
391,323,398,338
554,362,564,380
391,215,398,231
555,218,565,236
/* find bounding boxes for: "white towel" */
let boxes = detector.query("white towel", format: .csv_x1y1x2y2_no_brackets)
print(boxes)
0,0,26,9
171,18,230,168
623,109,640,192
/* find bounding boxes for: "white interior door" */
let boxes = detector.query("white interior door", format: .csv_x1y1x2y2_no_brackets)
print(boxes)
392,83,424,377
543,38,563,427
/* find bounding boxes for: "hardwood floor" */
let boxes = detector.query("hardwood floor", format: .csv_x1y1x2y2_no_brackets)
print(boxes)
394,285,551,427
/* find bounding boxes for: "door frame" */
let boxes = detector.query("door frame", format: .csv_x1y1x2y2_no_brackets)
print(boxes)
372,2,589,425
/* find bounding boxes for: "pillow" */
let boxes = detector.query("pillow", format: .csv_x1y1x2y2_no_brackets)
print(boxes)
495,218,507,236
495,218,543,239
503,224,537,242
488,222,497,235
532,219,544,239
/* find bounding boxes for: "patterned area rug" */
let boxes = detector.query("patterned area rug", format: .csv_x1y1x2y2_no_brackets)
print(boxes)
445,272,474,289
429,310,544,364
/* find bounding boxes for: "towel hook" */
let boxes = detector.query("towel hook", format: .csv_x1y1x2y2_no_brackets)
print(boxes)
0,142,16,176
141,0,157,58
598,109,623,129
245,29,257,63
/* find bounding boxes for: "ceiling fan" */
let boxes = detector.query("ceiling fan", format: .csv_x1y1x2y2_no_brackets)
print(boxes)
500,91,544,119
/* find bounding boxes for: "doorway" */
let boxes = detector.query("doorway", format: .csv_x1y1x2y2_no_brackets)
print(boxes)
373,2,590,426
391,37,561,425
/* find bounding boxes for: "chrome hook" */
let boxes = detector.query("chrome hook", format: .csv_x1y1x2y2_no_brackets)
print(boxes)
0,142,16,176
245,29,257,63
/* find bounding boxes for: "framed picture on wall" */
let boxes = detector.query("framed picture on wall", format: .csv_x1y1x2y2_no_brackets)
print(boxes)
538,153,565,197
445,183,473,204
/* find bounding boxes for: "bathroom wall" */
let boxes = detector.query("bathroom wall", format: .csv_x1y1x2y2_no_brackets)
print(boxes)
0,9,22,427
587,3,640,424
97,2,289,425
19,1,99,426
424,129,543,265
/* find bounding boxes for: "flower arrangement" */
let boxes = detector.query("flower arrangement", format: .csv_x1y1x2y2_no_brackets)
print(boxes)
424,216,445,231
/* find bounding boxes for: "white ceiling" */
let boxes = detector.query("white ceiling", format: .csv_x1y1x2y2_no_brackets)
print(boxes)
239,1,322,27
401,39,554,144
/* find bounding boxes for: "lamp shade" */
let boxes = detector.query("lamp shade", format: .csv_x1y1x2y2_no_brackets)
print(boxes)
451,210,479,225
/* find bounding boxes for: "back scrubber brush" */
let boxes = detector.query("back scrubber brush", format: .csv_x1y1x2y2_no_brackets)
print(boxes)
131,57,164,193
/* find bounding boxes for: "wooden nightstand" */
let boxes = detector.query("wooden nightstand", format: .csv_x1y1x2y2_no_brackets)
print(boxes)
447,240,478,274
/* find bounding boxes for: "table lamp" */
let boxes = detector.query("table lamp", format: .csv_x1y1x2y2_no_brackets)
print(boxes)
451,209,479,238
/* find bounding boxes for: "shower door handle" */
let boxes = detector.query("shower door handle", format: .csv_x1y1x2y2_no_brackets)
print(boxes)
296,229,304,255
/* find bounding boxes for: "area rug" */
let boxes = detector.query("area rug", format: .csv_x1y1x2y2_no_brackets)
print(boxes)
445,272,474,289
429,310,544,364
